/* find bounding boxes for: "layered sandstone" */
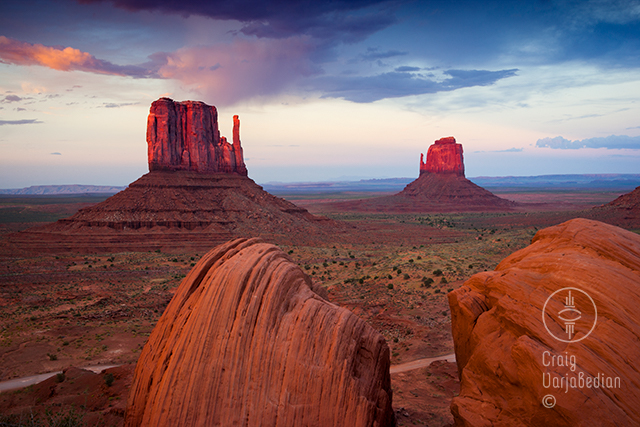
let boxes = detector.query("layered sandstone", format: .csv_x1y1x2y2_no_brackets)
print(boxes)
125,238,395,427
448,218,640,426
420,137,464,176
147,98,247,175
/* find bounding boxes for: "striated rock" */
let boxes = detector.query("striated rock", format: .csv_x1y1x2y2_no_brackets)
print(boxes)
11,171,340,252
147,98,247,175
420,137,464,176
448,218,640,426
125,238,395,427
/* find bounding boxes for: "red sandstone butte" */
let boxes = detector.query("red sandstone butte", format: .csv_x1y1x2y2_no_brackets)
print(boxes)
420,136,464,176
125,238,395,427
448,218,640,426
147,97,247,175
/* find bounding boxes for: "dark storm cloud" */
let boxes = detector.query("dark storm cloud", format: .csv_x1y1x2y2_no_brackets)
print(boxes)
79,0,399,41
536,135,640,150
312,68,518,102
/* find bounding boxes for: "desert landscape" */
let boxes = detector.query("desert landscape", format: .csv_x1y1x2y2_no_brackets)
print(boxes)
0,97,639,426
2,1,640,426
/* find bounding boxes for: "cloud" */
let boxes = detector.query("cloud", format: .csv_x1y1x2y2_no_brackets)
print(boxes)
81,0,397,42
0,36,156,77
50,152,62,155
395,66,420,72
0,119,43,125
312,68,518,102
360,48,407,61
2,94,23,103
156,36,321,105
536,135,640,150
102,102,139,108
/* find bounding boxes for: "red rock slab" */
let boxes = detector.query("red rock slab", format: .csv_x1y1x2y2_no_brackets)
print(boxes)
448,218,640,426
125,238,395,427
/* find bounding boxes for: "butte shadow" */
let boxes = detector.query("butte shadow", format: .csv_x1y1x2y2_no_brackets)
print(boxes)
325,137,517,213
9,98,345,253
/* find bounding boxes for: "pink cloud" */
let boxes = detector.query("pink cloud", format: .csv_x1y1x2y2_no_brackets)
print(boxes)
156,36,322,105
0,36,153,77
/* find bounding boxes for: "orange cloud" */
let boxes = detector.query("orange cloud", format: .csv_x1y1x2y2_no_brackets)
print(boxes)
0,36,153,77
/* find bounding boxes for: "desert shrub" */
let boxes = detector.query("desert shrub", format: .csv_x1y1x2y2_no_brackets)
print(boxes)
403,274,409,280
56,373,65,383
441,277,448,284
47,353,57,361
387,283,394,290
433,269,443,276
104,373,114,387
434,289,441,294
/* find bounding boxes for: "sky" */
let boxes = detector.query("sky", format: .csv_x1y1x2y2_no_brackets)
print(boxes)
1,0,640,188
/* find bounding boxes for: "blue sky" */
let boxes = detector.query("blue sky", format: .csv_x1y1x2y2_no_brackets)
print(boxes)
1,0,640,187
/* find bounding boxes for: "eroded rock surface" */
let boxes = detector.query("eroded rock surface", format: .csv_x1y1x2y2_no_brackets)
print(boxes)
448,218,640,426
125,238,395,427
420,137,464,176
147,97,247,175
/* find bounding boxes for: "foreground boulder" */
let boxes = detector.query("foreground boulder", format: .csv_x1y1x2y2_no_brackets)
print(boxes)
448,218,640,426
125,238,395,427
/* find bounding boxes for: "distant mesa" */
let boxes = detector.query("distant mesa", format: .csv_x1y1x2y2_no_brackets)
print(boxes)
125,238,395,427
449,218,640,426
326,136,515,213
9,98,340,253
419,136,464,176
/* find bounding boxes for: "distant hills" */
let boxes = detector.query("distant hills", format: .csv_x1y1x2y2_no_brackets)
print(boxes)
263,174,640,195
3,174,639,196
0,184,127,195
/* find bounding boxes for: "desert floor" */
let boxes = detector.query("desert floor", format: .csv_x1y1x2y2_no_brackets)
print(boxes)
0,188,636,426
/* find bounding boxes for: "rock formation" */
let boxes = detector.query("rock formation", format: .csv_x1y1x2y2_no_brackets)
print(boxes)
147,98,247,175
448,218,640,426
419,137,464,176
125,238,395,427
326,136,514,213
604,185,640,211
10,98,341,252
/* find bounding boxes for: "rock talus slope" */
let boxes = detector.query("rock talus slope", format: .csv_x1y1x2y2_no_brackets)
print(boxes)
448,218,640,426
125,238,395,427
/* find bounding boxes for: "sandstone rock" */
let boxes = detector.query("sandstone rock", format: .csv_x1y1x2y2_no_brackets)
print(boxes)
604,185,640,211
448,218,640,426
147,97,247,175
420,137,464,176
125,238,395,427
12,170,341,252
